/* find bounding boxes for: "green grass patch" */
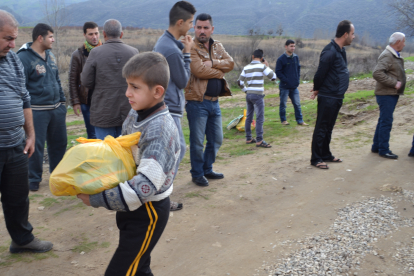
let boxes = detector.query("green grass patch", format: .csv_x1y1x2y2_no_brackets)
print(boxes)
66,120,85,126
405,69,414,74
404,56,414,62
39,198,59,207
185,191,209,200
350,72,372,80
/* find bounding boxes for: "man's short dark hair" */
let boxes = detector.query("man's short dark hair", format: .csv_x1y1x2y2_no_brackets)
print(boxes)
335,20,352,38
253,49,263,58
195,13,213,25
83,21,98,34
123,52,170,93
285,39,295,46
169,1,196,26
32,23,54,42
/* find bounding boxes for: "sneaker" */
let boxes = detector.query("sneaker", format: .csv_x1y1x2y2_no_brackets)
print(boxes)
281,121,289,125
298,122,309,126
10,238,53,253
29,182,39,191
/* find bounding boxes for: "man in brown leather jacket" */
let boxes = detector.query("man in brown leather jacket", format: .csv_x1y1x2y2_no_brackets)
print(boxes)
371,32,406,159
184,13,234,187
69,22,102,139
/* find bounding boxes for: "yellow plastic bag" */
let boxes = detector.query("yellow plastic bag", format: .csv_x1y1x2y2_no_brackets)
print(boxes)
49,132,141,196
236,109,256,132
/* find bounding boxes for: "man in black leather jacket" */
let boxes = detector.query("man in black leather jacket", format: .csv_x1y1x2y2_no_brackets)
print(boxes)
310,20,355,169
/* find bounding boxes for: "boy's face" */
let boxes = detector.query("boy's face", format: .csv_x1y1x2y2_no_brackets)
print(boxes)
125,77,164,111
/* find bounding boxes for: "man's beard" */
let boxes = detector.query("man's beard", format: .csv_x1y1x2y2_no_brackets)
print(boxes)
197,34,209,43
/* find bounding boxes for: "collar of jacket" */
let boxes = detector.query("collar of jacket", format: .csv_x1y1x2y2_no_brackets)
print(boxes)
18,42,50,61
104,38,124,44
386,45,401,58
284,52,297,58
194,37,215,50
165,30,184,50
330,39,345,53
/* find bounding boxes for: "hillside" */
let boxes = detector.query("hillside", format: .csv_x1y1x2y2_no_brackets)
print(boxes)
3,0,398,42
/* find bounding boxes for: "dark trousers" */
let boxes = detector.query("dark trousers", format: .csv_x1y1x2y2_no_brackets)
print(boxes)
80,104,96,139
105,197,170,276
0,142,34,246
372,95,399,155
29,105,67,183
311,96,343,164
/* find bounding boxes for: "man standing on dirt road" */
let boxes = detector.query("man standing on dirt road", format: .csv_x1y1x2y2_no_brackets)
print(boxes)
310,20,355,169
69,21,102,139
185,13,234,186
17,23,68,191
0,10,53,254
154,1,196,210
81,19,139,140
371,32,406,159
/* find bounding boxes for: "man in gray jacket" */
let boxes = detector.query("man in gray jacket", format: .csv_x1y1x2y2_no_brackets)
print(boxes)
154,1,196,211
371,32,406,159
81,19,139,140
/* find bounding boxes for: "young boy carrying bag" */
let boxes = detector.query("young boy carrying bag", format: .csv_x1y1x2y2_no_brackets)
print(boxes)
77,52,180,276
238,49,276,148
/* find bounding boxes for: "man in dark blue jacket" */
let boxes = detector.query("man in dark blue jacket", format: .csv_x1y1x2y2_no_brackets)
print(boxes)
276,39,308,126
17,23,67,191
310,20,355,169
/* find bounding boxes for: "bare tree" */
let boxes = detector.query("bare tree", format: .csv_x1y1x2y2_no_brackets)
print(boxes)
276,24,284,36
267,29,274,39
42,0,70,68
389,0,414,36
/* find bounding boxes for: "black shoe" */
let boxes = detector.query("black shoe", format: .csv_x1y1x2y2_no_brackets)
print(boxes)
29,182,39,191
409,152,414,157
204,171,224,179
371,149,379,153
10,238,53,253
379,152,398,159
192,176,209,186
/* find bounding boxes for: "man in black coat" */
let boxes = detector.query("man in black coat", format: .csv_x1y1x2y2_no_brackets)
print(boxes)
310,20,355,169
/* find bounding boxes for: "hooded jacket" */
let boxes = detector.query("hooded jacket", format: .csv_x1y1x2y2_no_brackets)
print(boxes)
17,42,65,110
276,52,301,89
313,40,349,99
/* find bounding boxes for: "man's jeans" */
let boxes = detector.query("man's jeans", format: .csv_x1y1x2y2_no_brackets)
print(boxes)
186,100,223,178
29,105,67,184
279,88,304,123
311,96,343,165
245,93,265,142
372,95,399,155
95,126,122,140
171,116,186,179
81,104,96,139
0,142,35,246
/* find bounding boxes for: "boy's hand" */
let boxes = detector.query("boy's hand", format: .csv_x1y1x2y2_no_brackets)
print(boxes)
77,194,91,206
182,35,193,53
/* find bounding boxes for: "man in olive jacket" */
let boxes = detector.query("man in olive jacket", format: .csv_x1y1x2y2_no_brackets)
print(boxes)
371,32,406,159
81,19,139,139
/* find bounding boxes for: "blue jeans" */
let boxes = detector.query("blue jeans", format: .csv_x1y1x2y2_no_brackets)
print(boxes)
279,88,303,123
245,93,265,142
186,100,223,178
372,95,399,155
29,105,67,183
81,104,96,139
95,126,122,140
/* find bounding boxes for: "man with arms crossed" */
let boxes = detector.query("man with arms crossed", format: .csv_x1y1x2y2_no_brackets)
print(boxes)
185,13,234,186
0,10,53,253
310,20,355,169
17,23,67,191
69,21,102,139
154,1,196,210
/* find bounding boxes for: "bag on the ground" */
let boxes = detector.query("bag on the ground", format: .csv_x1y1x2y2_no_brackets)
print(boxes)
49,133,141,196
236,109,256,132
226,114,244,130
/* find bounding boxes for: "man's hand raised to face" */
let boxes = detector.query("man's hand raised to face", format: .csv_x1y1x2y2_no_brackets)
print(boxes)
182,35,193,54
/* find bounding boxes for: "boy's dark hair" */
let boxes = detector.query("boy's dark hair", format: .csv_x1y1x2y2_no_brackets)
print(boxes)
195,13,213,25
169,1,196,26
253,49,264,58
83,21,98,34
122,52,170,95
285,39,295,46
335,20,352,38
32,23,54,42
